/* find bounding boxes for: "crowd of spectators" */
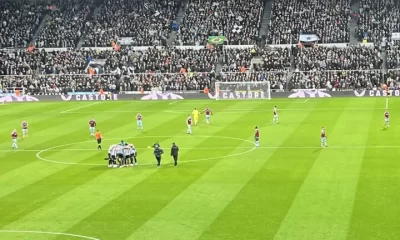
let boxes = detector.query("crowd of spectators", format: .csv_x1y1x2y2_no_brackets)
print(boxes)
0,72,212,94
387,45,400,69
385,70,400,90
221,47,291,72
290,70,382,90
0,0,47,48
175,0,263,46
34,0,93,48
268,0,351,44
294,46,382,71
356,0,400,43
82,0,180,47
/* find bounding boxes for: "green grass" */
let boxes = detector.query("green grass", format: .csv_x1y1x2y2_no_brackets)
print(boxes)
0,98,398,240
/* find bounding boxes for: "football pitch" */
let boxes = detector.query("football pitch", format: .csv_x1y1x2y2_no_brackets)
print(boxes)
0,97,399,240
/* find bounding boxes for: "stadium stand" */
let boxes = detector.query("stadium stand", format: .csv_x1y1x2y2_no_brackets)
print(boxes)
356,0,400,43
175,0,263,46
294,46,383,71
34,0,93,48
1,0,399,94
82,0,180,47
221,47,291,72
267,0,351,44
0,0,47,48
291,70,382,90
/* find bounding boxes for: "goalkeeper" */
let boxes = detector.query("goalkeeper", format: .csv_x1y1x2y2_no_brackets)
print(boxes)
192,108,200,125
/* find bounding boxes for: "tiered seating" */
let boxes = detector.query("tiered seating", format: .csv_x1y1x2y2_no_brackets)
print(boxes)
0,0,47,48
34,0,94,48
175,0,263,45
268,0,351,44
82,0,180,47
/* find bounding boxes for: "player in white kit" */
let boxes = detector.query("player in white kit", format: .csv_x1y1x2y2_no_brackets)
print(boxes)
187,115,192,134
273,106,279,124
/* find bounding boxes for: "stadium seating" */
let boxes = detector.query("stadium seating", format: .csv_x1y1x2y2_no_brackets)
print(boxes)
294,46,383,71
291,70,382,90
175,0,263,46
1,0,399,94
0,0,47,48
34,0,93,48
267,0,351,44
82,0,180,47
356,0,400,43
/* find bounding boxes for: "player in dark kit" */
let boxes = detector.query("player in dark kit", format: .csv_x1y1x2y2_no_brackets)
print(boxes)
170,143,179,166
154,147,164,167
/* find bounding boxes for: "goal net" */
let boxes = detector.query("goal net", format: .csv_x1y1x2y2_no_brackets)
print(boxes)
214,81,271,100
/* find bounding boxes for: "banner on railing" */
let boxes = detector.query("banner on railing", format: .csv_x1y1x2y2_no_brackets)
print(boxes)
392,33,400,41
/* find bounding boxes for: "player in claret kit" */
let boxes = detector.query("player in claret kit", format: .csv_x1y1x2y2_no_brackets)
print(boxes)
254,127,260,148
187,115,193,134
136,113,143,130
11,129,18,149
383,110,390,129
201,106,213,124
321,127,328,147
89,117,96,137
21,120,28,138
273,106,279,124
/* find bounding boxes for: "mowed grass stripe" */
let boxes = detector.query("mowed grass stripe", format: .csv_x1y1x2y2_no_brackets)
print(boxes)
273,99,375,240
58,101,266,240
198,100,345,240
346,99,400,240
0,102,153,174
0,102,193,227
1,167,159,239
125,101,311,240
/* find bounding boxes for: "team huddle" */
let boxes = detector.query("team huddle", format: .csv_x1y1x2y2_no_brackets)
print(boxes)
105,141,137,168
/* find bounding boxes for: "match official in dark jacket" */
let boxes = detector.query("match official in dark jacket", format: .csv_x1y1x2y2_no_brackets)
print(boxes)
170,143,179,166
154,146,164,167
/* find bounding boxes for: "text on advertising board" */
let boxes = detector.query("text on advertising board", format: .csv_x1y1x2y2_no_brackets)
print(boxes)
61,94,118,101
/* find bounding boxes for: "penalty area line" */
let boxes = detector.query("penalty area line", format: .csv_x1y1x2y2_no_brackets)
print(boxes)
60,102,101,113
304,99,309,103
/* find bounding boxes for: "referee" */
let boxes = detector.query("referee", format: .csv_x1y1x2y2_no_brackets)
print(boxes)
154,146,164,167
170,143,179,166
95,130,102,150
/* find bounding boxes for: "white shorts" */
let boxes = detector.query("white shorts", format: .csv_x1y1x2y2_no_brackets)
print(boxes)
90,127,95,132
12,138,17,143
206,115,210,119
274,115,278,118
321,137,326,142
22,129,28,134
187,124,192,129
137,120,142,125
385,118,389,122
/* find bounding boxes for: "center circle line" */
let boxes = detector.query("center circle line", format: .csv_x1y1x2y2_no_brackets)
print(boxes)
36,135,257,166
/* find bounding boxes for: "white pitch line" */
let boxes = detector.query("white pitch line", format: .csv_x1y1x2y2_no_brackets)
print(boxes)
0,230,100,240
3,145,400,153
386,97,389,109
304,99,309,103
59,107,390,114
169,101,178,105
60,102,101,113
